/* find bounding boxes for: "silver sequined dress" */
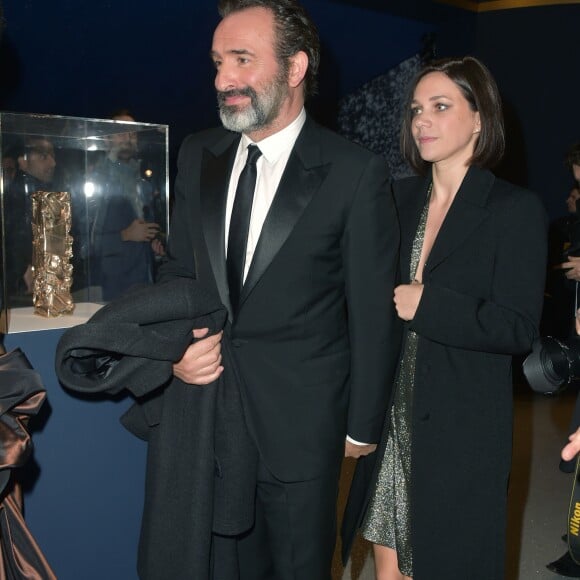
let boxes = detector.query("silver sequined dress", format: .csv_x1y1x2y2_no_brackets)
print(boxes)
361,191,430,577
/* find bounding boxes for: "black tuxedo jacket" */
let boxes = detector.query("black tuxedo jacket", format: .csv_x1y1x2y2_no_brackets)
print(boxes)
159,116,402,482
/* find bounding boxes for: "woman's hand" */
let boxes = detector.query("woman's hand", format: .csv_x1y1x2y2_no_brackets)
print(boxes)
393,282,424,321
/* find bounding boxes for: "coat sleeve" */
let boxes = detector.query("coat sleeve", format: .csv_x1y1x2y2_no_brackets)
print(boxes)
344,157,402,443
410,189,548,355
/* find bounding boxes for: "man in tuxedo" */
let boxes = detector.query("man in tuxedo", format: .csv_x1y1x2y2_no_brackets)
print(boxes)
161,0,401,577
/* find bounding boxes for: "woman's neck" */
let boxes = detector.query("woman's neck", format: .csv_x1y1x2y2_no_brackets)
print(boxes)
430,162,470,206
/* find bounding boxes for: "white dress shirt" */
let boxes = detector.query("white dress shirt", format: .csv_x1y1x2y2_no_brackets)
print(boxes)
225,108,306,281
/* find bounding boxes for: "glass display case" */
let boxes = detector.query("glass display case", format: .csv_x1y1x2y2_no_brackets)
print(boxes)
0,112,169,333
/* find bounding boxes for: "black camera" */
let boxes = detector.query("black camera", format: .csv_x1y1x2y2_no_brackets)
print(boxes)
523,336,580,394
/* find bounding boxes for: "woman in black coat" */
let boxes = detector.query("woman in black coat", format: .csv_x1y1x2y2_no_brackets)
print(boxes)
347,56,548,579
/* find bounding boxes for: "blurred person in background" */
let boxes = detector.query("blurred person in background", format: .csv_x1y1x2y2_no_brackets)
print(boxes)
4,137,56,301
90,109,164,301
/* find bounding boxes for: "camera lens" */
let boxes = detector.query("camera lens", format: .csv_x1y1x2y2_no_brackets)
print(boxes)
522,337,580,394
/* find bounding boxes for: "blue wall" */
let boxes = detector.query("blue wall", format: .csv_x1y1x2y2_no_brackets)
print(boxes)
476,5,580,218
5,330,146,579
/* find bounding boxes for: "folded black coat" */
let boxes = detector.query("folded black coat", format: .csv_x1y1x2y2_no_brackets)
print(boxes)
54,279,257,580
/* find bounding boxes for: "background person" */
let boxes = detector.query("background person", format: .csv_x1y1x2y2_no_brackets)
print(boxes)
555,142,580,281
543,142,580,339
4,136,57,301
546,309,580,578
90,109,164,300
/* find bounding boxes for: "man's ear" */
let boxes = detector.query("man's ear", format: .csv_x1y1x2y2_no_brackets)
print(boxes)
288,51,308,89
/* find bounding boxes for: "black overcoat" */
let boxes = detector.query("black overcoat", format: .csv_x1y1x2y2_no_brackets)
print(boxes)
55,279,257,579
343,166,548,579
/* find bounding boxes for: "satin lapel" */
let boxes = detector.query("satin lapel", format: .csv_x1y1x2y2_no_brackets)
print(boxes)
425,166,494,275
240,133,330,306
200,136,239,318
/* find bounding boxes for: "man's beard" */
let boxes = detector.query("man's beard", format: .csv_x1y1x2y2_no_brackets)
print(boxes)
217,72,288,134
115,144,137,161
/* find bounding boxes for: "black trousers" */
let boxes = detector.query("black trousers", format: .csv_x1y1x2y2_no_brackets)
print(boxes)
237,457,342,580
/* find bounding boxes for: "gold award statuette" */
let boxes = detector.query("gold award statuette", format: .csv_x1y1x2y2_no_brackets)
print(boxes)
31,191,74,317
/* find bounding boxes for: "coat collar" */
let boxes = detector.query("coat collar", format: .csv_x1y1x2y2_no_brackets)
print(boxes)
200,118,330,320
427,166,495,273
398,165,496,279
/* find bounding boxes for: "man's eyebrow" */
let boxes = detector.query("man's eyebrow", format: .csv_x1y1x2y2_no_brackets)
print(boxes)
210,48,254,59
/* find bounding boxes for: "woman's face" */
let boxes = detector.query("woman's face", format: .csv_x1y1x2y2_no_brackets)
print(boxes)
411,71,481,168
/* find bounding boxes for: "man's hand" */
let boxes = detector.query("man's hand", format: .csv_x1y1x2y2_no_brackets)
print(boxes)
394,282,424,321
344,439,377,458
121,219,160,242
172,328,224,385
151,238,165,256
562,426,580,462
557,255,580,281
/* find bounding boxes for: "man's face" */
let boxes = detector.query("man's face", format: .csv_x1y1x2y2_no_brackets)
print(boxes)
567,187,580,214
211,7,290,137
19,139,56,184
109,114,138,162
573,163,580,186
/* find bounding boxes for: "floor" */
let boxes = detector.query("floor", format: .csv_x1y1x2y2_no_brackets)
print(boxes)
332,380,580,580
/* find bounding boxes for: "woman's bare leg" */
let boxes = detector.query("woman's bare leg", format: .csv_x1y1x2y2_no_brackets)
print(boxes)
372,544,412,580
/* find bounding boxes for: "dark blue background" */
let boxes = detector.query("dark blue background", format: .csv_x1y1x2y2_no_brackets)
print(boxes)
2,1,577,216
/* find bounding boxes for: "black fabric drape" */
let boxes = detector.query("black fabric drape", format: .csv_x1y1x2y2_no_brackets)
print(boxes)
0,348,56,580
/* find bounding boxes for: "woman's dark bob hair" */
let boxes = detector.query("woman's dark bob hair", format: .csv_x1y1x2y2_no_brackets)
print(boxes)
400,56,505,175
